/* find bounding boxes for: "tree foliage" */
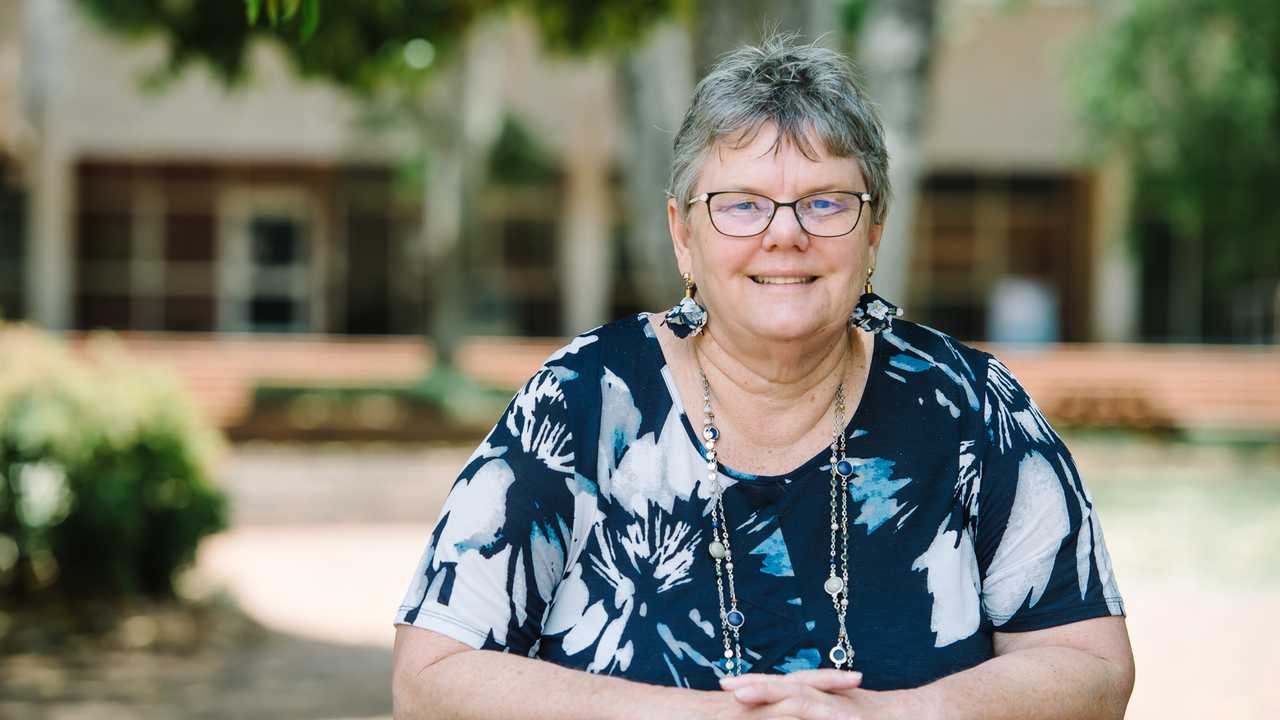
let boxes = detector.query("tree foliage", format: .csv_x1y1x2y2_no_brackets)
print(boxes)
77,0,678,93
1073,0,1280,320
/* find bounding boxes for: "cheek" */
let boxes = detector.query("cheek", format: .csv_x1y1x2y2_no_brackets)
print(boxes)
689,233,751,276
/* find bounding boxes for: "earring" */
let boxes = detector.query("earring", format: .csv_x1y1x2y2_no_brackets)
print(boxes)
663,272,708,338
849,266,903,334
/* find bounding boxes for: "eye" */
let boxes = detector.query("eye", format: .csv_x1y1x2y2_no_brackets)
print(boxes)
810,199,834,210
732,201,759,211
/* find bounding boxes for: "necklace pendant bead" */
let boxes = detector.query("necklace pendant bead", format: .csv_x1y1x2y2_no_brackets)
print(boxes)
835,459,855,478
725,609,745,628
824,576,845,595
708,541,727,559
828,644,853,667
703,426,719,441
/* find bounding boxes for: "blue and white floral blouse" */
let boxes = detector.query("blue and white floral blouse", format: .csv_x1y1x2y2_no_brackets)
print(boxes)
394,313,1126,691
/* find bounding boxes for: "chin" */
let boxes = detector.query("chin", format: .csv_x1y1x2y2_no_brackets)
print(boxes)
737,311,829,342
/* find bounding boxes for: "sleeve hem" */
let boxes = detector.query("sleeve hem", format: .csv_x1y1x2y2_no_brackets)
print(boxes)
988,599,1127,634
393,606,488,650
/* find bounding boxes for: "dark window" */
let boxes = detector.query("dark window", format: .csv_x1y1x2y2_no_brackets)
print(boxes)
164,296,215,332
0,164,26,320
250,296,298,328
252,217,304,266
77,295,132,330
165,212,216,262
343,213,391,334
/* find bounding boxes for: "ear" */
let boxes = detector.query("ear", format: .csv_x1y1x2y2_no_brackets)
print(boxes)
668,195,694,275
866,221,884,268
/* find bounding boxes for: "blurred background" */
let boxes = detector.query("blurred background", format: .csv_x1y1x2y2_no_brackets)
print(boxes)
0,0,1277,718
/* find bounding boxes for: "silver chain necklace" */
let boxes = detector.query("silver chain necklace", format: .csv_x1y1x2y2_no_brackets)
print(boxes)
696,356,857,676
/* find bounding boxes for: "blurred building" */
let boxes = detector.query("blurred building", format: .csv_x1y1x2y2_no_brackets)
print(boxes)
0,0,1269,345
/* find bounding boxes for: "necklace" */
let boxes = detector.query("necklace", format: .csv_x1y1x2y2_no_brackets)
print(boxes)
696,353,857,676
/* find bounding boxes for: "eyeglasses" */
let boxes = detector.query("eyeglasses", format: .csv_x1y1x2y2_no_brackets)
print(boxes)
688,190,872,238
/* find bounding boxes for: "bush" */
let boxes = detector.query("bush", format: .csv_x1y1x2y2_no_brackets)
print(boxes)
0,323,228,601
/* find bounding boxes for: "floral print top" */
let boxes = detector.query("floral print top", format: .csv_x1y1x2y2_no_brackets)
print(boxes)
394,313,1125,691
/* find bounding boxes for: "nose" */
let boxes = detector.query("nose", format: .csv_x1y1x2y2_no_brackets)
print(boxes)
762,203,810,251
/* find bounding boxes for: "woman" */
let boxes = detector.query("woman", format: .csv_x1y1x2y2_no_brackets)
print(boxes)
392,35,1134,719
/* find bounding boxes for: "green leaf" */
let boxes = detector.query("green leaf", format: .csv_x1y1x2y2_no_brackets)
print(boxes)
245,0,260,25
300,0,319,42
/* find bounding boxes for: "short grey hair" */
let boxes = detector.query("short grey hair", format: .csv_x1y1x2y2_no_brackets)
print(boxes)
669,34,892,225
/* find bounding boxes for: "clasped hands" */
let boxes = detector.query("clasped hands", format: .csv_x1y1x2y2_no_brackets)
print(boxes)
713,668,932,720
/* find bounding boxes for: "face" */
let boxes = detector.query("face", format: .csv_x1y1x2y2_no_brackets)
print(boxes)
667,124,883,345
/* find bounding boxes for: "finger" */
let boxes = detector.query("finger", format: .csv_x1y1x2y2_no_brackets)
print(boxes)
753,693,852,720
720,673,774,689
731,682,813,706
721,669,862,691
777,669,864,691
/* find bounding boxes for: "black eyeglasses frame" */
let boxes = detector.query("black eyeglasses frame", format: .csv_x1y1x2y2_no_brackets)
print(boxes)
687,190,873,238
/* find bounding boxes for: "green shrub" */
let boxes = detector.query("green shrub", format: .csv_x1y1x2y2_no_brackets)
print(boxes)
0,323,228,601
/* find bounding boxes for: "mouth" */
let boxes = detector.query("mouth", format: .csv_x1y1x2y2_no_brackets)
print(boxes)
750,275,817,285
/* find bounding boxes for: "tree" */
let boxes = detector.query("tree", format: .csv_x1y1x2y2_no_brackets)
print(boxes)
1073,0,1280,342
74,0,676,386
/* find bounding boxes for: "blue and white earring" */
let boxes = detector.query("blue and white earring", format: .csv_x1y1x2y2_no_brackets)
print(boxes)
663,272,708,338
849,266,902,334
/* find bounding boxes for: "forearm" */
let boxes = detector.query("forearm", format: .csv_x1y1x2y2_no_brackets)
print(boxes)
909,646,1131,720
393,648,718,720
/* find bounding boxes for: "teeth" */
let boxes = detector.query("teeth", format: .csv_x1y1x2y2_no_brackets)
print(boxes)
752,276,814,285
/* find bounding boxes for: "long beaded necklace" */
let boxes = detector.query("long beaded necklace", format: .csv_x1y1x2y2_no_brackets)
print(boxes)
696,350,858,676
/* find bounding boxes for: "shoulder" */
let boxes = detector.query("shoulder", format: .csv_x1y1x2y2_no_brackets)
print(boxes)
538,313,651,377
528,313,659,407
881,318,992,415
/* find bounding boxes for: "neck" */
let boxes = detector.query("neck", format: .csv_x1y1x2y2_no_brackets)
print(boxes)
693,320,859,424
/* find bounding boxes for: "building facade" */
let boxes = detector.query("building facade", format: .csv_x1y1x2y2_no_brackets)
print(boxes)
2,0,1160,344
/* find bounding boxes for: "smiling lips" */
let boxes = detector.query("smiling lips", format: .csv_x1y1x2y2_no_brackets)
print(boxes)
750,275,817,285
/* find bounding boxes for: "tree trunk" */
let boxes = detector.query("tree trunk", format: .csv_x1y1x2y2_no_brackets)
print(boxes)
617,22,694,309
856,0,939,310
420,20,506,367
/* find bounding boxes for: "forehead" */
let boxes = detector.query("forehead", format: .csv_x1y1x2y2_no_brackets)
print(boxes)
699,123,864,191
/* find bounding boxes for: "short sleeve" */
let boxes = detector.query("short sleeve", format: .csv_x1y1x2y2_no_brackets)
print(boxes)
972,353,1126,633
393,365,584,654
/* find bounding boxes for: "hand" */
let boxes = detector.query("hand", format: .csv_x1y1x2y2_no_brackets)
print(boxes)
718,669,930,720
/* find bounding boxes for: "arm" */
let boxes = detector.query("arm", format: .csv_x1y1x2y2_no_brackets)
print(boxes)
392,625,765,720
393,625,687,720
928,353,1134,718
721,616,1133,720
909,616,1135,720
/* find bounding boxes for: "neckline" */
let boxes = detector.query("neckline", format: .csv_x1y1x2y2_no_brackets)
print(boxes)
637,312,887,484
